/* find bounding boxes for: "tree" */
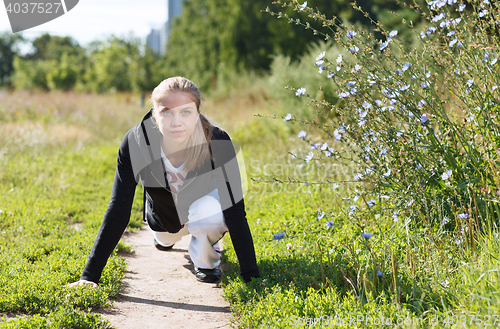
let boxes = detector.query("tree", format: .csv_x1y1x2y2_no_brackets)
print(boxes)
29,33,83,60
82,36,142,92
0,32,24,87
162,0,426,92
11,34,84,90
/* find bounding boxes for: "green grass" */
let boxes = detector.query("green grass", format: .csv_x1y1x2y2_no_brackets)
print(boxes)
0,142,144,327
0,91,145,327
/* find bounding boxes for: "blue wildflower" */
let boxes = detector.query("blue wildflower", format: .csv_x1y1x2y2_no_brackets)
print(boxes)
458,4,466,11
346,31,357,38
284,113,292,121
318,211,325,220
347,81,356,86
349,46,359,54
296,87,307,96
273,232,286,241
440,20,451,28
334,129,342,141
367,199,376,207
432,12,445,22
458,213,469,219
420,114,429,123
298,131,307,138
326,220,335,229
377,270,383,277
362,232,373,239
441,170,452,180
316,51,326,62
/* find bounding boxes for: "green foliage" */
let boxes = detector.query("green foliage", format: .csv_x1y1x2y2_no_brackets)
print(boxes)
0,306,112,328
28,33,83,61
11,34,84,91
218,0,500,327
81,36,142,93
0,93,144,326
163,0,427,91
0,32,24,87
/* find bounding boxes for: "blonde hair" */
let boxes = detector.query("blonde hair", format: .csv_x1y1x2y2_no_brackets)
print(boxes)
151,77,212,172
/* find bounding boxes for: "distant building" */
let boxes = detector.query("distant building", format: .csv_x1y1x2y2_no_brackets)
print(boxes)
146,0,183,55
146,28,162,54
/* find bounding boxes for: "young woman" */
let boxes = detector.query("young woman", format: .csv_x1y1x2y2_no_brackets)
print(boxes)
68,77,260,287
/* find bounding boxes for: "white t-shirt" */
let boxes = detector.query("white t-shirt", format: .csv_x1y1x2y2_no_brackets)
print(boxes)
161,148,188,193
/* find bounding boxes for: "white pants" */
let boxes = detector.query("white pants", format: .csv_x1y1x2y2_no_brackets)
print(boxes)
150,189,229,269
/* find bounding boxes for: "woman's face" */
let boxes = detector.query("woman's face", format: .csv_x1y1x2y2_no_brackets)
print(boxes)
153,92,200,149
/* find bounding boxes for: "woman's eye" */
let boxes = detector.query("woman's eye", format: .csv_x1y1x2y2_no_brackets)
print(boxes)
183,110,191,115
160,111,171,116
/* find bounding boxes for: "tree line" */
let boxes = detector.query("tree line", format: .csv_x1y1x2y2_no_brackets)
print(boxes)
0,0,425,93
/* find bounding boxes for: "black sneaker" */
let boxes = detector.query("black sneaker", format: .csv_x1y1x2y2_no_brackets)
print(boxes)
194,267,221,283
154,239,174,251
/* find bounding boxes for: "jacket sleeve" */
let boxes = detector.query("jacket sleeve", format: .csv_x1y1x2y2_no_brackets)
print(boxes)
212,129,261,282
80,130,138,283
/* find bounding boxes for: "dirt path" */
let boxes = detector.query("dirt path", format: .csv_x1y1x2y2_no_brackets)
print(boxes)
95,226,233,329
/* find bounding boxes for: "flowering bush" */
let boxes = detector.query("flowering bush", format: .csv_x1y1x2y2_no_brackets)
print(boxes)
272,0,500,235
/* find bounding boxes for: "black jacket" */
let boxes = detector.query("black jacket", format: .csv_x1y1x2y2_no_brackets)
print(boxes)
80,110,260,283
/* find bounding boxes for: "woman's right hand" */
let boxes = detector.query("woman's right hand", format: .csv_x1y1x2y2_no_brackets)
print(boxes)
66,280,98,288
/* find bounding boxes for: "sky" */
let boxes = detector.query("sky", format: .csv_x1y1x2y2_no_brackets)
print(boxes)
0,0,167,46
